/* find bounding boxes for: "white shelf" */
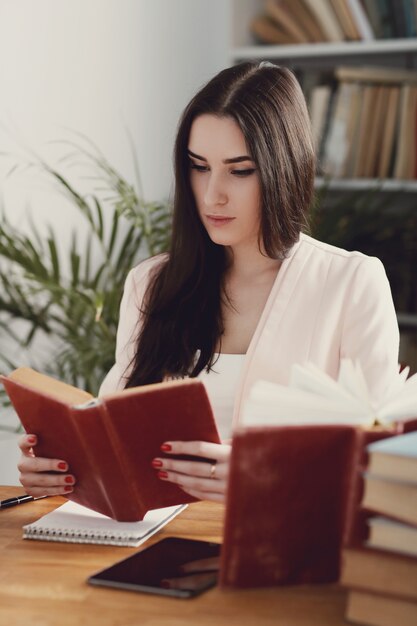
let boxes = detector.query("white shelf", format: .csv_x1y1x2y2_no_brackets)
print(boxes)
315,177,417,193
232,38,417,61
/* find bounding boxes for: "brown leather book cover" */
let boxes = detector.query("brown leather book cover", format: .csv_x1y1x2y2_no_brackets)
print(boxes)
1,368,220,521
219,424,364,588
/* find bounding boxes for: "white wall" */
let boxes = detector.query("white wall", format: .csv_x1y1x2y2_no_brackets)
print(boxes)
0,0,230,234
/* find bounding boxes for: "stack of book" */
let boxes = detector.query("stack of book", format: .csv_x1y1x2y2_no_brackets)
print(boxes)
341,431,417,626
310,65,417,180
220,360,417,588
251,0,417,45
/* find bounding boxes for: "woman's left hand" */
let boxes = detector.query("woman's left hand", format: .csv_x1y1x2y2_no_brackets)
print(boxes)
152,441,231,503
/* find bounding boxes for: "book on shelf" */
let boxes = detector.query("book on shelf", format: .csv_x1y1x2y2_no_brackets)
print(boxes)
394,84,417,180
309,84,333,153
0,368,220,522
264,0,311,43
303,0,345,41
329,0,361,40
346,589,417,626
346,0,375,39
352,85,380,178
309,65,417,181
250,15,293,45
23,500,186,546
321,81,360,177
377,86,400,178
366,516,417,557
219,360,417,589
250,0,417,44
362,85,389,178
335,65,417,85
287,0,326,42
361,0,384,39
377,0,395,39
390,0,410,38
341,546,417,601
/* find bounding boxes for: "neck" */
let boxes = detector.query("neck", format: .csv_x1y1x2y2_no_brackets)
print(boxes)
226,242,281,279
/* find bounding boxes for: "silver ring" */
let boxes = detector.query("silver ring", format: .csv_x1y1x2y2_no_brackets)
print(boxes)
209,463,216,479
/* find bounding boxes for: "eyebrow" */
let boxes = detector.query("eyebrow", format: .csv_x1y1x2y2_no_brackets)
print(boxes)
187,149,254,164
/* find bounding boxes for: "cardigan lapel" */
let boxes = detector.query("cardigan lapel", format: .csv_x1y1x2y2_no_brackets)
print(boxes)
232,234,313,427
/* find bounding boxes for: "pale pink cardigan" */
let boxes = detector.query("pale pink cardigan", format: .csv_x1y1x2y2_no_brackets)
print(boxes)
99,234,400,430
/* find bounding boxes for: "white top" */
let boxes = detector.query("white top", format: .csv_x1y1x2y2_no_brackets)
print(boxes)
99,234,400,430
197,353,246,442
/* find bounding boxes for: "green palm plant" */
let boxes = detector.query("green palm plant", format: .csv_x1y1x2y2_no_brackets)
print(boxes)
0,141,171,396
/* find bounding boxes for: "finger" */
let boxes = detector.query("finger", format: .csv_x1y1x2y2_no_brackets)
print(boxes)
152,458,228,480
18,484,75,498
18,456,70,474
18,434,37,454
161,441,231,462
157,469,227,496
19,471,75,490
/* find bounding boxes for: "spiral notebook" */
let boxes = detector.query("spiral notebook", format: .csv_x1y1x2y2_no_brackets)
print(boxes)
23,501,187,547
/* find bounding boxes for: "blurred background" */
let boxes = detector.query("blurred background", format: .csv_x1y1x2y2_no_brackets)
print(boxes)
0,0,416,477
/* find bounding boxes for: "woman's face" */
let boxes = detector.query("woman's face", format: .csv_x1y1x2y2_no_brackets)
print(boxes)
188,114,262,252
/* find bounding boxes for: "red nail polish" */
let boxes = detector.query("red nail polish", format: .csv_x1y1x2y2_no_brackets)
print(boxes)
152,459,163,468
157,471,168,479
28,436,36,445
58,462,68,471
65,476,74,484
160,444,172,452
64,486,73,492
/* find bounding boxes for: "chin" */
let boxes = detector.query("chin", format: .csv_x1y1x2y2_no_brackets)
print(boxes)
207,232,237,247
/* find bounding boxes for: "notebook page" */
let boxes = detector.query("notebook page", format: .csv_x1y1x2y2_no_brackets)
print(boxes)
23,501,187,547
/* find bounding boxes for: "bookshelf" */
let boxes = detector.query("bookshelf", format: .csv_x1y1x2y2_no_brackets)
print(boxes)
230,0,417,370
233,38,417,65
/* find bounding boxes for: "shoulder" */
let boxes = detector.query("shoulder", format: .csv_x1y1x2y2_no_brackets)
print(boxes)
124,253,168,297
296,233,386,277
129,253,168,283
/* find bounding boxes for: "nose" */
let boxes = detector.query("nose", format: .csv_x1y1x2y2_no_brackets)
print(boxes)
203,172,227,207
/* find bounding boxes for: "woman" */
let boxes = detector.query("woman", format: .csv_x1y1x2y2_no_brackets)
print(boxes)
18,62,399,503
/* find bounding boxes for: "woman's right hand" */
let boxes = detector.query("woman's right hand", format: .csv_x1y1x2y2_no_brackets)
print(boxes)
18,434,76,497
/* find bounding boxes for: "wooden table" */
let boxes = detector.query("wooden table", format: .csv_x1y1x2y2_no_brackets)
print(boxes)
0,487,348,625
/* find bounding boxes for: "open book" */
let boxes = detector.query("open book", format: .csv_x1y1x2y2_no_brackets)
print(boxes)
0,368,220,522
242,360,417,428
220,361,417,589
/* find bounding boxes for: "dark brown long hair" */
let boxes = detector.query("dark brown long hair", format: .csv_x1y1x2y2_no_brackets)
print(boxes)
125,61,315,387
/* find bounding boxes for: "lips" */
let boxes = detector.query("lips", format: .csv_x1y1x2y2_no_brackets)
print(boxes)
206,215,236,226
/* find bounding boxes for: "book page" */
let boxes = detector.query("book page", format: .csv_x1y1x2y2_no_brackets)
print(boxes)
242,360,417,429
7,368,93,405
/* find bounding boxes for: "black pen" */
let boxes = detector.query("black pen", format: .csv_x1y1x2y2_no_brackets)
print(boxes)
0,494,47,509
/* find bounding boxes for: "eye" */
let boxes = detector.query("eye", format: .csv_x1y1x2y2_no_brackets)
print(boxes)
190,162,209,173
231,168,256,177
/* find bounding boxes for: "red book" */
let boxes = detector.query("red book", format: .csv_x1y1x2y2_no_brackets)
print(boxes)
220,420,417,589
1,368,220,521
220,424,364,587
